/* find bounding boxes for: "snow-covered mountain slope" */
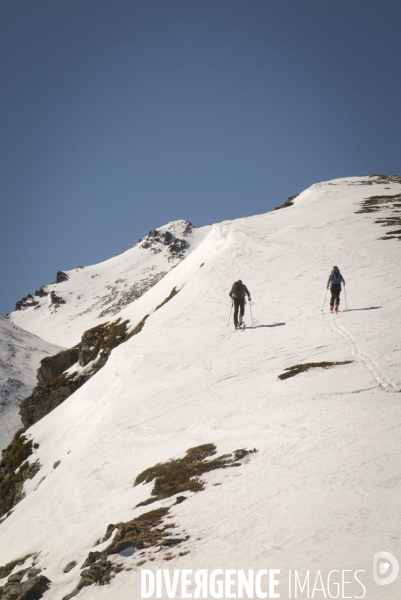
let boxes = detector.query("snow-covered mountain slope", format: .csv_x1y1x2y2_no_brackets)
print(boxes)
7,220,210,347
0,318,62,450
1,175,401,600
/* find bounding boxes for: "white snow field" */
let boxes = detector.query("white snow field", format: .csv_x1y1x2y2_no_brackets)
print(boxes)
0,317,62,450
8,219,209,348
1,176,401,599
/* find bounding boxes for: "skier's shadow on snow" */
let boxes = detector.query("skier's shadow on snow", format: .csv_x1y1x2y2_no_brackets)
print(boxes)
345,306,382,312
246,322,286,329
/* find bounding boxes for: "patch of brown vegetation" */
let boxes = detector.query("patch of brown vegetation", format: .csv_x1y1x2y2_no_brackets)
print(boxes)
355,193,401,214
155,287,179,311
278,361,353,380
355,190,401,241
134,443,234,506
125,315,149,340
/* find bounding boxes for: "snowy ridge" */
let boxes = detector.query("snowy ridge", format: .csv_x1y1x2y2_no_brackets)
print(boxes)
0,318,62,450
7,220,210,348
1,176,401,599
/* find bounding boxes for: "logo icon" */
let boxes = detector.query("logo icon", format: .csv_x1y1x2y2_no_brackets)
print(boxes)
373,551,399,586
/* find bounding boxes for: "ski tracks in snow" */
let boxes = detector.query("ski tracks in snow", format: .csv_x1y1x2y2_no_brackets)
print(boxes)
329,316,399,393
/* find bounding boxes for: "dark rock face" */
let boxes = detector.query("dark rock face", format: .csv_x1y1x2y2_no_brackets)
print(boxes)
63,562,77,574
33,287,48,298
19,347,80,428
20,383,80,430
0,570,51,600
54,271,69,284
14,295,39,312
19,318,134,429
36,348,79,387
162,231,173,244
49,291,65,309
62,559,115,599
137,221,192,260
0,431,40,519
182,221,194,234
167,238,187,258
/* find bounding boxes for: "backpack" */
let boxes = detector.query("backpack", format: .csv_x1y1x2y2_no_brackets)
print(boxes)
331,268,342,285
234,281,243,295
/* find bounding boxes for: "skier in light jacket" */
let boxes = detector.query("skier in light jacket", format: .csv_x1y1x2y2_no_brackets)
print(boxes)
327,266,345,313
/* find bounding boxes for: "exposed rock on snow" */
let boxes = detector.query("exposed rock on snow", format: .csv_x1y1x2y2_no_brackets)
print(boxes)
54,271,69,284
274,193,299,210
33,286,48,298
0,431,40,519
138,221,193,260
63,561,77,574
278,360,353,380
14,294,39,312
48,291,65,312
0,570,51,599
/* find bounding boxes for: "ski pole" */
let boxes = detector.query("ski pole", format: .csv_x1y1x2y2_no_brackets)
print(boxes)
321,288,328,312
249,300,254,325
344,285,348,310
227,301,233,326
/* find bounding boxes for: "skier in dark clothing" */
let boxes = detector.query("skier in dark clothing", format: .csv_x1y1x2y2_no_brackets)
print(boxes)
327,266,345,313
229,280,251,328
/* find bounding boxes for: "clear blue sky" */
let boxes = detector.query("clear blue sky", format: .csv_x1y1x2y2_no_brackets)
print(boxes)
1,1,400,316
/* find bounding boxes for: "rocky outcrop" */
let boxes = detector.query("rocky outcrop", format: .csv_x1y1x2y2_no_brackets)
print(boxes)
13,272,67,313
63,561,77,574
18,316,140,429
14,295,39,312
138,221,193,261
167,238,187,258
36,348,79,386
19,347,80,428
33,287,48,298
0,431,40,519
0,569,50,599
54,271,69,284
48,291,66,311
275,194,298,210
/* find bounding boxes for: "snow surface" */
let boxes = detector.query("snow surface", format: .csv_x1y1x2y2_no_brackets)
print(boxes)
0,317,62,450
1,177,401,599
8,220,210,348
